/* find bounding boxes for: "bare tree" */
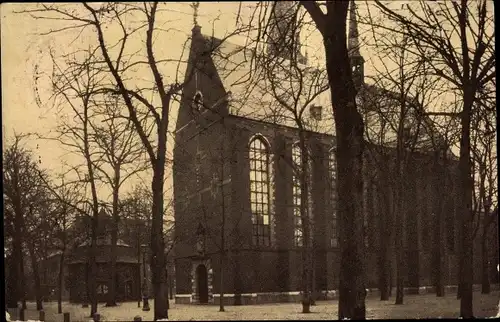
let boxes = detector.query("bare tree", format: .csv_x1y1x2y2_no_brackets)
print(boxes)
92,95,149,306
470,91,497,294
241,1,367,316
3,134,48,310
40,49,104,317
254,0,370,317
361,29,444,303
23,174,54,311
47,176,83,313
370,0,495,317
22,3,253,318
120,182,177,307
255,4,330,311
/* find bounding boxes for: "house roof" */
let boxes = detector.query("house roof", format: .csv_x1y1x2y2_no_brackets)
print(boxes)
360,84,455,156
78,238,131,247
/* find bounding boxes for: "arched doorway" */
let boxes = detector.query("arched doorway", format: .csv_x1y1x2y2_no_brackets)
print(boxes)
196,264,209,304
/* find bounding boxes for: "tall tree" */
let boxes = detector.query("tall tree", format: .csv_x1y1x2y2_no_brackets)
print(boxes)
470,90,497,294
3,134,47,309
298,1,367,318
253,2,329,309
42,49,104,317
23,4,252,319
23,173,54,311
371,1,495,317
47,176,82,313
92,95,148,307
360,29,443,303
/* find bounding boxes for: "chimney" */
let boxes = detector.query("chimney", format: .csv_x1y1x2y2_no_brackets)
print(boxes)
310,105,322,121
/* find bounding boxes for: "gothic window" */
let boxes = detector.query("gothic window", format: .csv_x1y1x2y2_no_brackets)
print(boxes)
249,136,271,247
292,143,313,247
329,148,339,248
292,144,303,247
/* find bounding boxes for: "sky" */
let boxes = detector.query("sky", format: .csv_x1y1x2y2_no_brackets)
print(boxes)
1,2,330,204
1,1,495,207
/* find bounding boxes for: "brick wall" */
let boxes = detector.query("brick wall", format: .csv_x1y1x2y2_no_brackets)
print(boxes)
173,28,498,303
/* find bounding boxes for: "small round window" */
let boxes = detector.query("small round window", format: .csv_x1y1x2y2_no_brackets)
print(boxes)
193,91,203,111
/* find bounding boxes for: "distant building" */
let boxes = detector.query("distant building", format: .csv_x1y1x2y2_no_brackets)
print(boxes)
39,208,162,303
173,1,498,305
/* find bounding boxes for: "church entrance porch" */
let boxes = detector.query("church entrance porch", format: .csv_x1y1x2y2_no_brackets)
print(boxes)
191,259,213,304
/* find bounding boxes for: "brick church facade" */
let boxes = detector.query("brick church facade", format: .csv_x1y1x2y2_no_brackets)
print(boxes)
172,1,498,305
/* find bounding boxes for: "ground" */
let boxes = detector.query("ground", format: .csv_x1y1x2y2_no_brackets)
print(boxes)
6,291,500,321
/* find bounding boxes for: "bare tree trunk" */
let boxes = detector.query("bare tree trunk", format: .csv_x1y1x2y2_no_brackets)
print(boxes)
151,168,169,320
379,186,392,301
27,241,43,310
481,227,490,294
435,208,445,297
57,251,65,314
219,147,226,313
6,253,19,308
19,249,27,310
298,133,312,314
300,1,366,316
394,185,404,305
89,220,99,317
219,254,225,312
433,155,446,297
324,55,366,319
107,172,120,307
107,229,118,307
458,90,474,318
311,252,317,306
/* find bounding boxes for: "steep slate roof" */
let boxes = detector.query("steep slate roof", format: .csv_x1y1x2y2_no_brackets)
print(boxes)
193,27,453,155
201,30,335,136
360,84,450,154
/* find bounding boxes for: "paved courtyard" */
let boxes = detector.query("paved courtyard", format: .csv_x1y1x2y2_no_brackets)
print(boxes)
7,291,500,321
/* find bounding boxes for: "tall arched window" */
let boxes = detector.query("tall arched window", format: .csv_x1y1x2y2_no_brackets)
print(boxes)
292,143,303,247
292,142,313,247
249,136,271,246
329,148,339,248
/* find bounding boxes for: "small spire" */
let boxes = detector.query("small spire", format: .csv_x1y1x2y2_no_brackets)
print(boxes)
348,0,360,57
190,1,200,27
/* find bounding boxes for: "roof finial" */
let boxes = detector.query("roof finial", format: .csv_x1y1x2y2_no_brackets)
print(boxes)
348,0,360,57
191,1,200,27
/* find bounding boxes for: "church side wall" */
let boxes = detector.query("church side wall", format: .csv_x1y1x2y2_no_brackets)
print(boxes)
174,113,499,304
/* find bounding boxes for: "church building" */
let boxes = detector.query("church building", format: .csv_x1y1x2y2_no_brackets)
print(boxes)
172,1,498,305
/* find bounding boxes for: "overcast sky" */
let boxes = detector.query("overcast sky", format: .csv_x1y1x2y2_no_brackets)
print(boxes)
1,1,493,207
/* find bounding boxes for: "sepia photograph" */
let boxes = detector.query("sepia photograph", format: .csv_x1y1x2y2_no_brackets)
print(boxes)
2,1,498,321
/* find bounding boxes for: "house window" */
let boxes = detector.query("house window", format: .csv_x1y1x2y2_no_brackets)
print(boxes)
310,105,322,121
329,148,339,248
249,136,271,247
97,284,108,294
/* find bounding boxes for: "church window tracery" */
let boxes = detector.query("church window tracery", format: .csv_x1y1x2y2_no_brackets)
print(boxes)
329,148,339,248
249,136,271,246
